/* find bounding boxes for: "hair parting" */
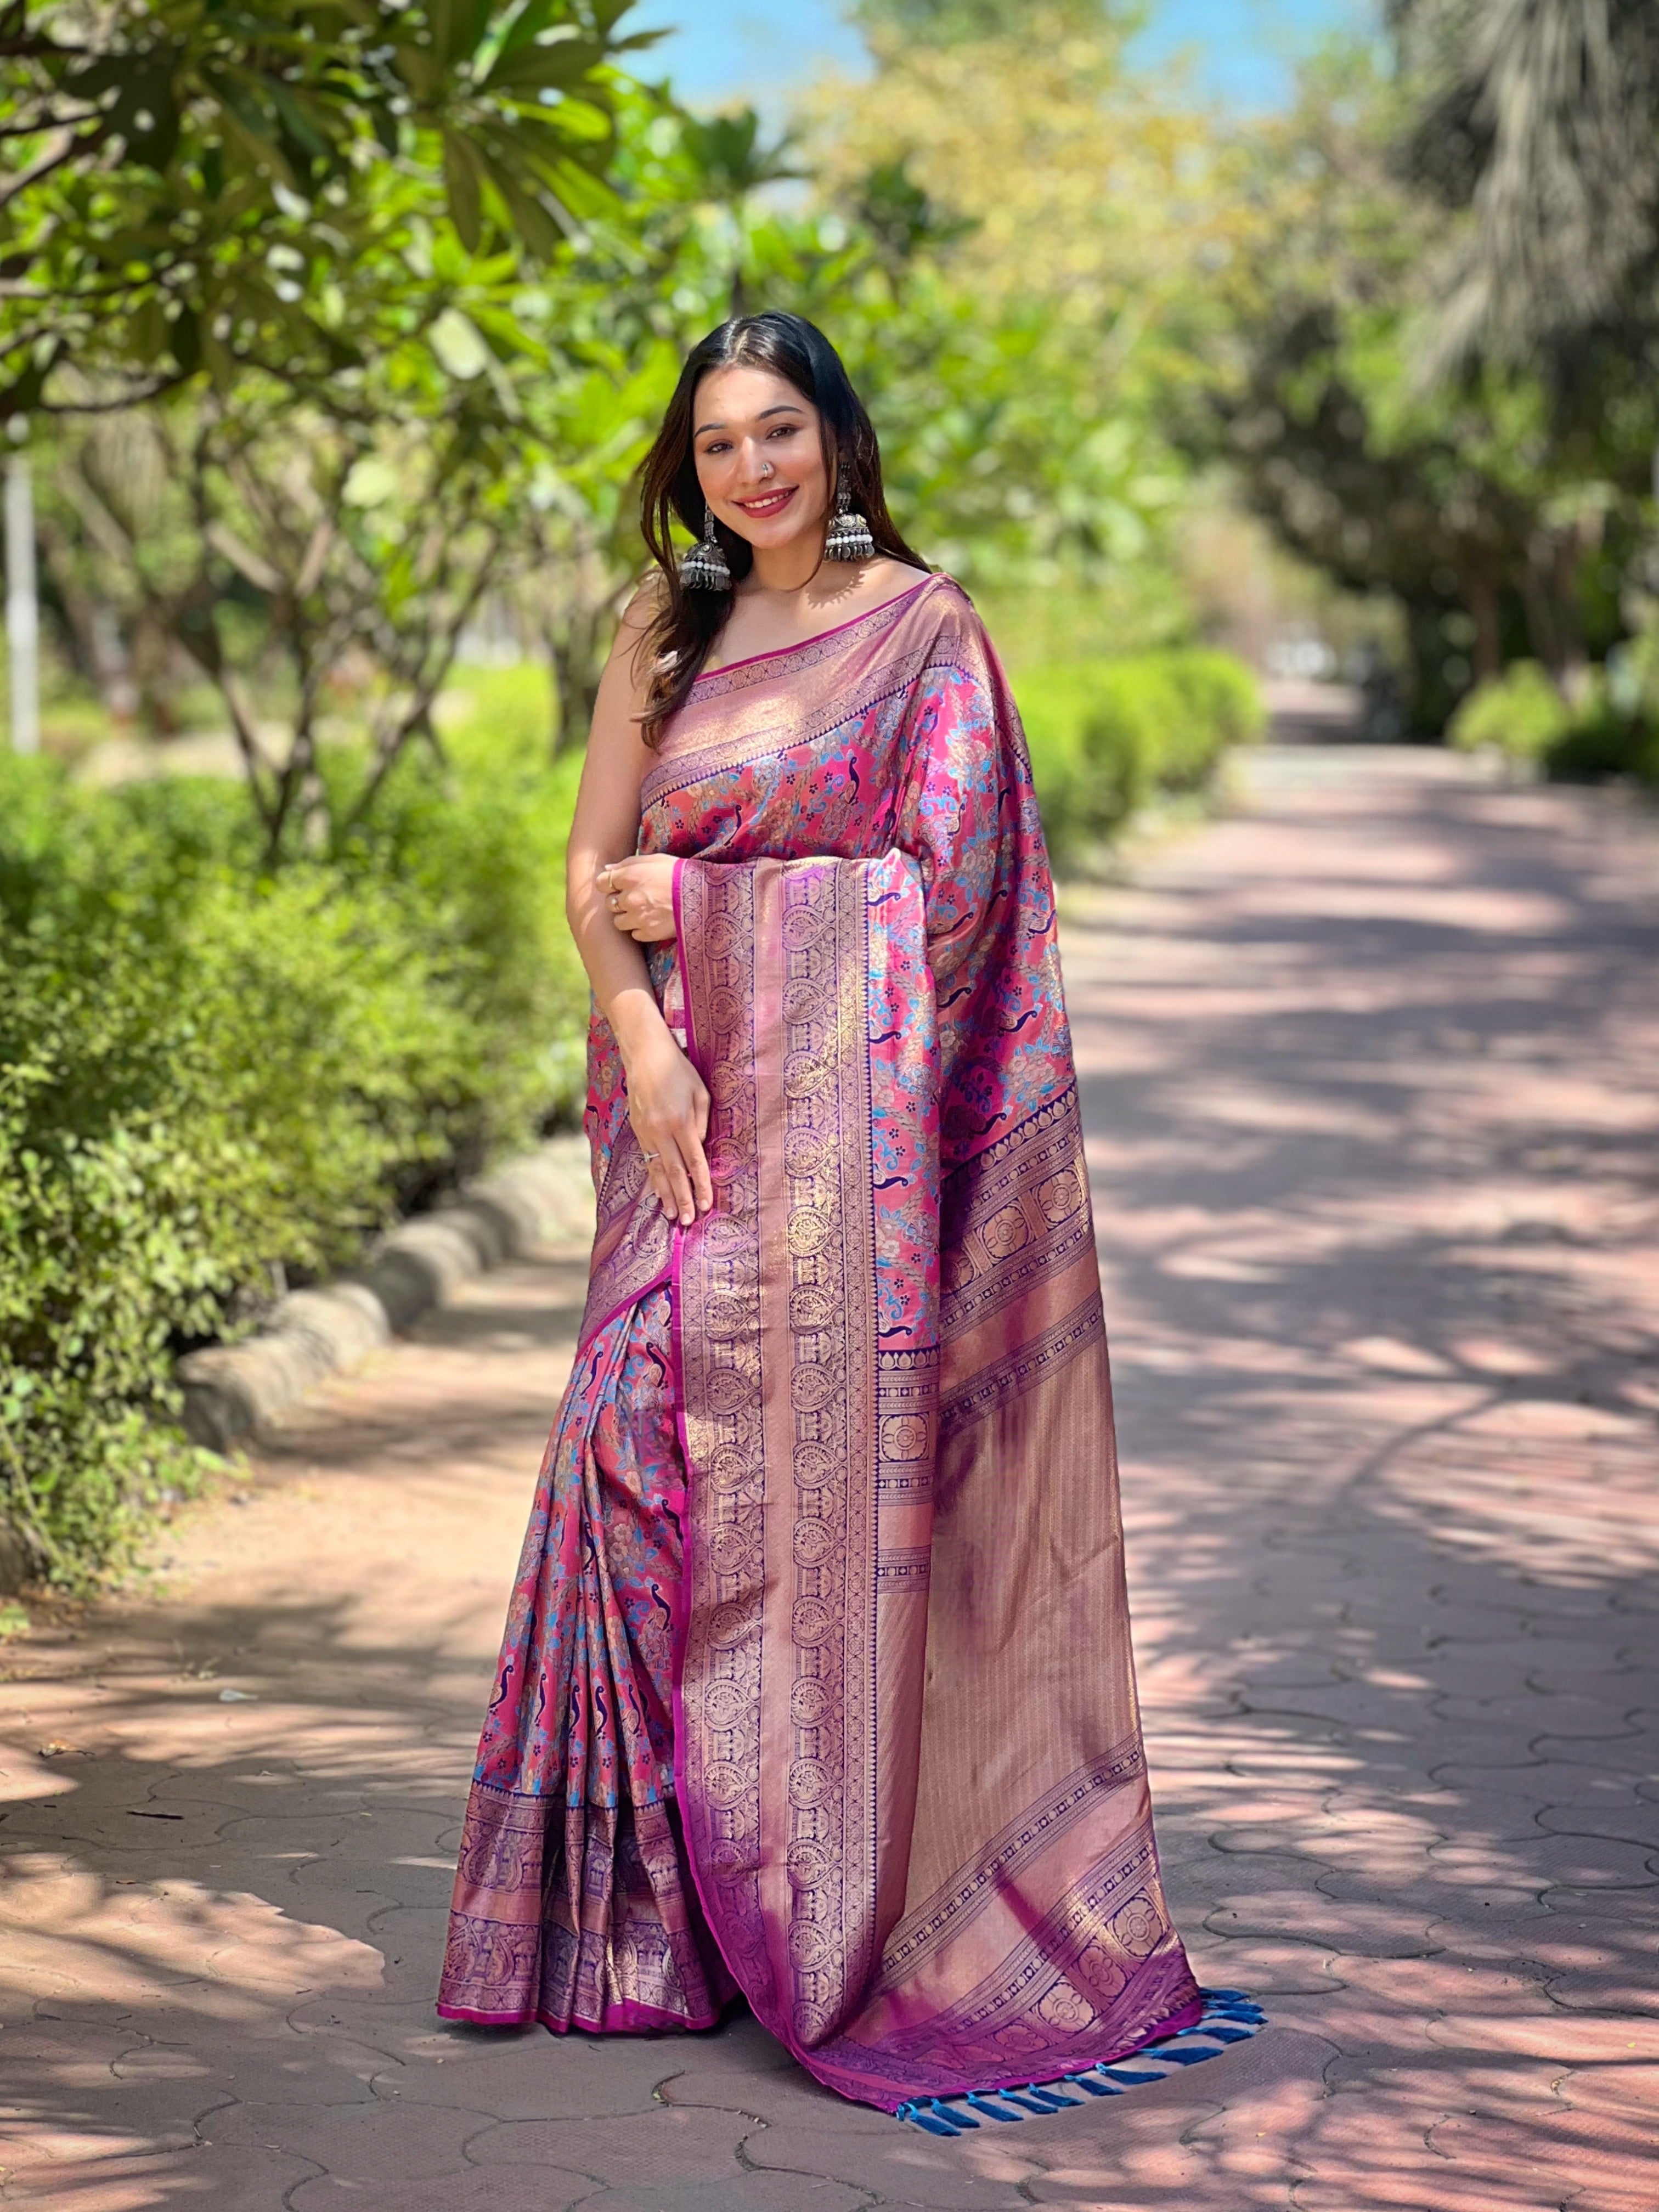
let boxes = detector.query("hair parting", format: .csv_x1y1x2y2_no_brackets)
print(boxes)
634,311,928,746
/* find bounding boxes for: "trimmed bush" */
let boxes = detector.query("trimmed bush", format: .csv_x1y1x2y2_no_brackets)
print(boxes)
0,703,588,1583
1448,661,1572,762
1544,703,1659,785
1448,656,1659,785
1015,648,1262,864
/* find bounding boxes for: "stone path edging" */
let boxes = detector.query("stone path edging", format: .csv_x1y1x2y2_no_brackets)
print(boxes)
176,1135,596,1454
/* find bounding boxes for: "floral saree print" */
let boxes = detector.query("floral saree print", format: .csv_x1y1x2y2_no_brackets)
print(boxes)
438,574,1203,2111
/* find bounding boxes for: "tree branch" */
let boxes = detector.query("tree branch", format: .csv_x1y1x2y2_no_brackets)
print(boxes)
0,126,82,208
0,107,100,139
340,543,501,836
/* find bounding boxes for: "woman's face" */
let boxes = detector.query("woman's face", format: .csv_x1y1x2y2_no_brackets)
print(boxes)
691,364,832,557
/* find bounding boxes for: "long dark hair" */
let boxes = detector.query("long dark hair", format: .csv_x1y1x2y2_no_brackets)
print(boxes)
635,312,928,746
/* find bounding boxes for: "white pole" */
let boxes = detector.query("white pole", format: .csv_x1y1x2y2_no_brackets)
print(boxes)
6,447,39,754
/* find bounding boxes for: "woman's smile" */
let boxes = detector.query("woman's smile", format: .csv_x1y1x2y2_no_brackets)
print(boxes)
733,483,798,518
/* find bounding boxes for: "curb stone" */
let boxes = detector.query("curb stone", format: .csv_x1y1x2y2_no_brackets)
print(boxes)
176,1135,596,1453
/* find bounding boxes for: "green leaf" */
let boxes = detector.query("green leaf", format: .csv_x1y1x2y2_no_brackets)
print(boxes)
482,36,606,95
478,156,565,261
128,298,170,364
442,129,486,252
266,83,338,170
495,0,568,58
170,306,202,376
341,454,403,506
428,305,490,380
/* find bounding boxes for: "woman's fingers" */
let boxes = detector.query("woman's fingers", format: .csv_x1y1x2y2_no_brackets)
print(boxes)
637,1140,677,1221
599,856,675,941
602,861,633,929
662,1137,697,1226
687,1147,713,1214
674,1116,713,1222
605,878,664,939
638,1125,693,1224
632,1118,712,1226
686,1084,713,1214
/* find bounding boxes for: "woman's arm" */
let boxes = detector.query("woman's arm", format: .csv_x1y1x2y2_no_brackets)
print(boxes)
565,592,713,1228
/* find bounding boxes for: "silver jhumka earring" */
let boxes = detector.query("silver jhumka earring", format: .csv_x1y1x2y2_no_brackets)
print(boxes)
680,503,732,591
824,477,876,562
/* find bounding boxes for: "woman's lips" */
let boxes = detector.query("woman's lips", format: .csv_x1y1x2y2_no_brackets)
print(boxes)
733,485,798,519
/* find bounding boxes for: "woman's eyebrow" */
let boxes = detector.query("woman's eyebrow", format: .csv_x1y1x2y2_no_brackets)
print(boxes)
693,403,807,435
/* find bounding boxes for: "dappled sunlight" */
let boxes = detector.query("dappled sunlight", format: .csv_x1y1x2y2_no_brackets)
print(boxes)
0,1819,399,2209
0,1325,553,2212
0,1853,385,2033
1056,753,1659,2208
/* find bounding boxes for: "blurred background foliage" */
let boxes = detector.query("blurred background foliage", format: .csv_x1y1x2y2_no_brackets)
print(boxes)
5,0,1659,1576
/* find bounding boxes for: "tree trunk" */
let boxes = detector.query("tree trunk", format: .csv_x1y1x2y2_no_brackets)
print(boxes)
545,612,606,758
1467,570,1502,683
1520,526,1588,693
1401,594,1468,737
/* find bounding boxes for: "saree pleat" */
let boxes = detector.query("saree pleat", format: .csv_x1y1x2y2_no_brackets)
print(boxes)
439,575,1200,2106
438,1286,735,2032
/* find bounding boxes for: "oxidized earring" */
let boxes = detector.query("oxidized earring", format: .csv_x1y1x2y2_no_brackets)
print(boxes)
681,502,732,591
824,478,876,562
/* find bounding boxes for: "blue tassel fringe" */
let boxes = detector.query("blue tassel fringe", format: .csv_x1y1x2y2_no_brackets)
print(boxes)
895,1988,1265,2135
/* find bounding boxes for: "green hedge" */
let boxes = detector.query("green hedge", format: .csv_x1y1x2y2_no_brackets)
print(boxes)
1448,658,1659,786
0,695,586,1583
1544,699,1659,785
1013,648,1262,865
1447,661,1572,763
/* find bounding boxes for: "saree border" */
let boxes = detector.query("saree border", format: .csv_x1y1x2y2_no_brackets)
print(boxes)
670,852,777,2008
691,575,940,698
673,854,894,2057
873,1736,1149,1991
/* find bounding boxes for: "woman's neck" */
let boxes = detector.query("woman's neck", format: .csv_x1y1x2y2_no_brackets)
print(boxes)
745,531,828,596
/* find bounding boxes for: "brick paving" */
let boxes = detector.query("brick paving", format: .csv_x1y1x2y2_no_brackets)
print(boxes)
2,743,1656,2210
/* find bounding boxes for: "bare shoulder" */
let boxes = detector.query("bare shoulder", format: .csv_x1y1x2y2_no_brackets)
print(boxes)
870,557,934,598
819,557,937,626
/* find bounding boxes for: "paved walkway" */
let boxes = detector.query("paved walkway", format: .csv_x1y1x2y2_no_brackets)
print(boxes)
2,747,1656,2211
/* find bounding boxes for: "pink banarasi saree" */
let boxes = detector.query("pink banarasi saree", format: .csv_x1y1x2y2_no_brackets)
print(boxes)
438,574,1202,2109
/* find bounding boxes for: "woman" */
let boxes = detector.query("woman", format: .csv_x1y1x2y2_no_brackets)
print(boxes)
438,312,1206,2113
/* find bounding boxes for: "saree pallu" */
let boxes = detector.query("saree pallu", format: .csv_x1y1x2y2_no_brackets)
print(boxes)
438,574,1201,2109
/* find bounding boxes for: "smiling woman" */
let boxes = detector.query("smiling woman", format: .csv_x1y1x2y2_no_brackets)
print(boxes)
436,311,1216,2119
634,313,933,744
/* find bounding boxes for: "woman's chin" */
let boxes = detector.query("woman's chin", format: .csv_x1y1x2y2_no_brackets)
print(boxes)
731,512,828,560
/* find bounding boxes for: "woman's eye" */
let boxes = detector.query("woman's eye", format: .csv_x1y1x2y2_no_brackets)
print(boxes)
768,425,798,439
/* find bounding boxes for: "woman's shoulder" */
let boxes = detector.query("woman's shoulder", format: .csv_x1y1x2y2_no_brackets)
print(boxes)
840,556,933,620
865,562,973,620
888,567,983,646
874,557,935,591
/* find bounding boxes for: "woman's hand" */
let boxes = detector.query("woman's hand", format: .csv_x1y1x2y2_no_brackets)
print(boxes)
598,854,677,943
618,1016,713,1226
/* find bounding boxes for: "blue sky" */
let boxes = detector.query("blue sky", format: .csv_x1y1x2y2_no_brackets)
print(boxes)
631,1,1380,112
